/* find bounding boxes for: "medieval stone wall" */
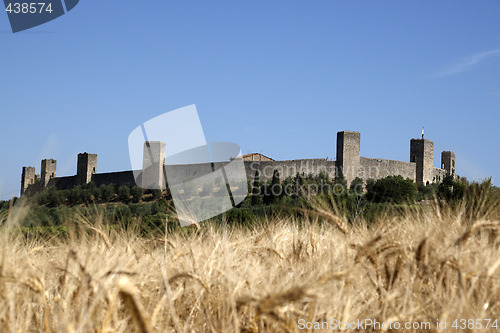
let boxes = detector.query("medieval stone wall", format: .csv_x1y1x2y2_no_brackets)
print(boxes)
21,131,456,196
359,157,416,182
91,171,137,187
244,159,336,182
46,175,77,190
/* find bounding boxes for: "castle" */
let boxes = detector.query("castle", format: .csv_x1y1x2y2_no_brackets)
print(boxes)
21,131,456,196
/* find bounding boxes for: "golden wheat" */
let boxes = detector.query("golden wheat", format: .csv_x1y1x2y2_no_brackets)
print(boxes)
0,201,499,332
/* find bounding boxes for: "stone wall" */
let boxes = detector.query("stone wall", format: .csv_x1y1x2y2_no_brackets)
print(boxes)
91,171,137,187
244,159,336,182
47,175,77,190
160,159,337,185
359,157,416,182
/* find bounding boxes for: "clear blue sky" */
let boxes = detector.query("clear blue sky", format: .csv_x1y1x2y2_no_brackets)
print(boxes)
1,1,499,199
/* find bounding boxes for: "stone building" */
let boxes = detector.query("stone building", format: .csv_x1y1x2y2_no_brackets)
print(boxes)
238,153,274,162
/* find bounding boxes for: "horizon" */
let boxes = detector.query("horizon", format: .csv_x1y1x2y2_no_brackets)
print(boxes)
1,1,500,199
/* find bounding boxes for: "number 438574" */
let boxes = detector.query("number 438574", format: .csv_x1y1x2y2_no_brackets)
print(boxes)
5,3,53,14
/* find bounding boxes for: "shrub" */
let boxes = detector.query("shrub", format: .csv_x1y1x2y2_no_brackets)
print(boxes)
114,204,132,227
129,203,152,216
100,184,115,202
438,174,467,202
152,199,170,215
0,200,9,211
90,186,102,202
117,185,131,201
152,189,162,200
366,175,417,204
67,187,82,205
80,189,93,204
130,185,144,203
350,177,364,196
417,182,439,201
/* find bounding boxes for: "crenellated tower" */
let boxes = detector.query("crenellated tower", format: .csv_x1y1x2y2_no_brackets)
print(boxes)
41,159,57,187
410,138,434,184
336,131,360,185
441,151,456,176
77,153,97,185
142,141,166,190
21,166,36,195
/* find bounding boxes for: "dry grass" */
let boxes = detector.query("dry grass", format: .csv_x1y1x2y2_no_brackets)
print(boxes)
1,200,500,332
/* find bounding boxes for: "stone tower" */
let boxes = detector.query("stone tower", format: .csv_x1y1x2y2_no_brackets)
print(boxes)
336,131,360,184
142,141,166,190
21,166,36,195
41,159,57,187
410,139,434,184
77,153,97,185
441,151,456,176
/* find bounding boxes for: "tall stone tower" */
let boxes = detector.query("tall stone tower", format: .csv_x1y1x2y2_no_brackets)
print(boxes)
142,141,166,190
77,153,97,185
441,151,456,176
21,166,36,195
41,159,57,187
410,139,434,184
336,131,360,184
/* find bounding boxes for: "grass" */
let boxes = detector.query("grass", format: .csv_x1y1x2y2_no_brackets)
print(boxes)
1,194,500,332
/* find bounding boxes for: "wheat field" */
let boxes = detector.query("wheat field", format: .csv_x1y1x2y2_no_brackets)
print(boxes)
1,199,500,333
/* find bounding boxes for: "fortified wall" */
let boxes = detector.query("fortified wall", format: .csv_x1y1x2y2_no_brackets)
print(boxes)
21,131,455,196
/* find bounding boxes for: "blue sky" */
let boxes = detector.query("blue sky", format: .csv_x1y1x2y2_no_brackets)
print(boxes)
1,1,499,199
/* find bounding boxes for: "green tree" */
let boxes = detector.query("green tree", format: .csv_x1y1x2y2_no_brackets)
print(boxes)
438,174,466,202
293,173,305,197
151,189,162,200
117,185,131,201
131,185,144,203
349,177,364,196
251,170,262,206
264,169,281,205
100,184,115,202
332,176,348,196
67,187,82,205
80,189,92,204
